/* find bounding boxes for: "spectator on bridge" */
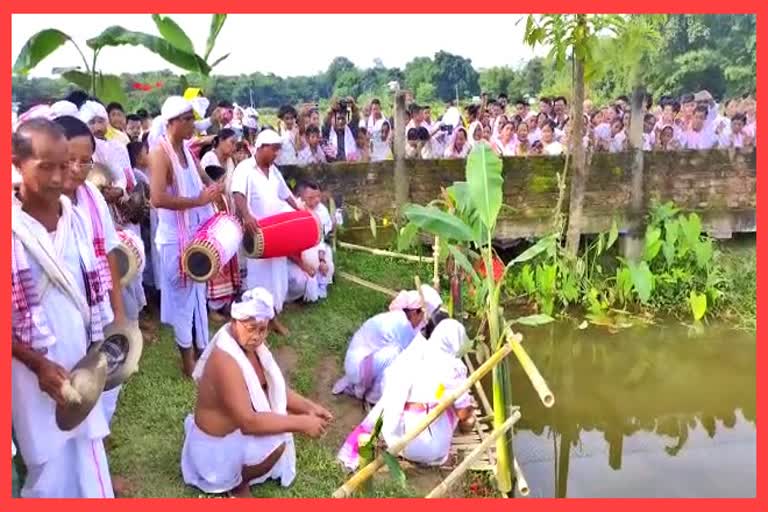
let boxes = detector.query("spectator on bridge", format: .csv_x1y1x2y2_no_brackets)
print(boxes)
682,105,719,150
371,120,393,162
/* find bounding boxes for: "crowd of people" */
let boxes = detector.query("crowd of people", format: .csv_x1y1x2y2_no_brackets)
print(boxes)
9,82,757,499
241,90,757,164
11,87,480,499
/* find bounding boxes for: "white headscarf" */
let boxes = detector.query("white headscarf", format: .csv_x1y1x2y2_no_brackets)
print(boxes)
51,101,78,119
378,318,467,440
420,285,442,316
78,101,108,124
231,287,275,321
389,290,422,312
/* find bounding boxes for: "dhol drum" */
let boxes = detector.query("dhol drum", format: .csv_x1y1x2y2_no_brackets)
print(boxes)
183,213,244,282
114,229,146,287
242,209,322,259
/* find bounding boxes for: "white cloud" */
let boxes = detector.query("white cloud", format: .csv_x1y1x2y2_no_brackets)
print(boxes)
12,13,547,78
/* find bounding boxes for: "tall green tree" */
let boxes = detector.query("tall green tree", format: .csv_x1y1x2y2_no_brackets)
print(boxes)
433,51,480,101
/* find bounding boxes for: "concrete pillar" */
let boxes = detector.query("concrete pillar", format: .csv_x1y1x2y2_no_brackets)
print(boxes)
393,90,410,213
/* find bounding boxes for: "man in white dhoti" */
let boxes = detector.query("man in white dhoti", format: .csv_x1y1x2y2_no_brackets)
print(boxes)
11,119,115,498
338,319,474,470
149,96,222,377
332,286,443,404
231,129,303,336
181,288,333,497
286,181,335,303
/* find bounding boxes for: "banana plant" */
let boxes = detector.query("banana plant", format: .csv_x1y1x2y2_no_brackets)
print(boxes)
400,143,554,493
13,14,229,104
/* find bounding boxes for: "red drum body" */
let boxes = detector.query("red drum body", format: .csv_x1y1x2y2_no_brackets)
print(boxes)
183,213,244,282
242,210,322,259
115,229,145,287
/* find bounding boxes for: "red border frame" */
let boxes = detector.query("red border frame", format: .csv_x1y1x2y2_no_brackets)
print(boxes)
3,2,764,509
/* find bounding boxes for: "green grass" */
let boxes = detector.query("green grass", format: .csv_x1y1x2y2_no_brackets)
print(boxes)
107,249,437,498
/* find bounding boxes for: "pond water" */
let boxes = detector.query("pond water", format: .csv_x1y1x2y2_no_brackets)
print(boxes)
502,321,755,498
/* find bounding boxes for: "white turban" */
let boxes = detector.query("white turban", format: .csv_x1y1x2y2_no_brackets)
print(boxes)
420,285,442,316
231,287,275,322
254,129,282,148
389,290,423,312
51,101,79,119
161,96,193,123
79,101,108,124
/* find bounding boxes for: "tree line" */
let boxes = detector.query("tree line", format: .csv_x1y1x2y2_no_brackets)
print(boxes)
12,14,754,114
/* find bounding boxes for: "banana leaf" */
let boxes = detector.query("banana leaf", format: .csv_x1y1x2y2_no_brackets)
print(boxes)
13,29,74,75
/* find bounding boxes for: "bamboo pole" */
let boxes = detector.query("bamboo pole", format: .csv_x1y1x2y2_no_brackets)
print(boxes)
464,354,529,497
506,328,555,408
338,271,397,298
332,342,515,498
338,241,433,263
514,457,530,496
426,410,521,498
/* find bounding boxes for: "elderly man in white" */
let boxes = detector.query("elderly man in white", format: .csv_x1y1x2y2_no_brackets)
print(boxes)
332,285,443,405
231,129,304,336
181,288,333,498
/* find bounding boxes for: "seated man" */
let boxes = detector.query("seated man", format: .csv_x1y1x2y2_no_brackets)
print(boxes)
287,181,335,303
338,318,474,470
332,285,443,404
181,288,333,497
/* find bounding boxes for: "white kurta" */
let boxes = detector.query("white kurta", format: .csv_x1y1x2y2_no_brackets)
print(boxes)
155,147,214,350
12,205,113,498
181,325,296,493
231,159,294,313
286,203,334,303
332,310,420,404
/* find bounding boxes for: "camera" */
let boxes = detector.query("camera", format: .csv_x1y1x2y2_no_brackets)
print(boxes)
439,124,453,134
339,99,349,110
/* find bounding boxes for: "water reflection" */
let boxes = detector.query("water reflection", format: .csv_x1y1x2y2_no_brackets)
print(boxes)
505,322,756,498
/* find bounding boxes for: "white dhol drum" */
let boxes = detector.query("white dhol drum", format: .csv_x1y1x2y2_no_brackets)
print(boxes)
114,229,146,287
182,213,244,282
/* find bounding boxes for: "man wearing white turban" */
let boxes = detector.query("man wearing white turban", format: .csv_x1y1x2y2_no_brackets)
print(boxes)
338,318,474,470
149,96,223,378
231,129,304,336
332,286,442,404
79,101,131,191
181,287,333,498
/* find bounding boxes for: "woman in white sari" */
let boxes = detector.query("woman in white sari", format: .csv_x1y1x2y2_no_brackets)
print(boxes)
337,319,474,470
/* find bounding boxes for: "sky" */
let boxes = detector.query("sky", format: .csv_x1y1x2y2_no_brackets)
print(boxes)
12,14,547,78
